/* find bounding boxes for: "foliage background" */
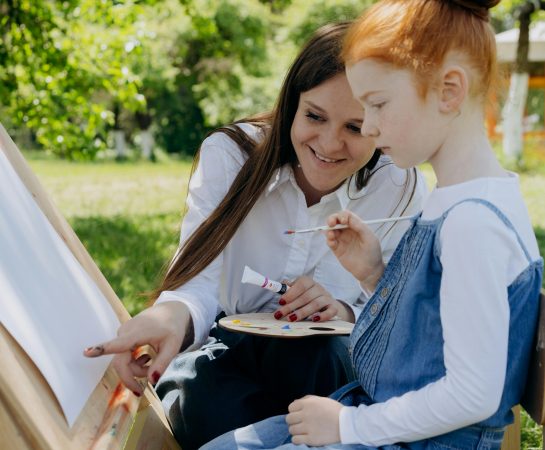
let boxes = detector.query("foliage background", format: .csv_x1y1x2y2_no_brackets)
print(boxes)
2,0,545,447
3,0,544,160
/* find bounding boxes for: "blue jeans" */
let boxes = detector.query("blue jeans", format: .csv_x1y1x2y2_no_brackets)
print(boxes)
200,414,369,450
200,381,505,449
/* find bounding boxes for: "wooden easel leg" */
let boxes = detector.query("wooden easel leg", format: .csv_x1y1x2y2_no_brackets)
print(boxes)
124,394,181,450
500,406,521,450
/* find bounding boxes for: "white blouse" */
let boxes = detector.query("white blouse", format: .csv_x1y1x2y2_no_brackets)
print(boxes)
156,123,427,347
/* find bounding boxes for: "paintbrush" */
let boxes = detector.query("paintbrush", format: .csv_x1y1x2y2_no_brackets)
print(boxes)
283,215,416,235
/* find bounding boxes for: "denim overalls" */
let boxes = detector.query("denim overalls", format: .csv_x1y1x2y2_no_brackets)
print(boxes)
202,199,544,450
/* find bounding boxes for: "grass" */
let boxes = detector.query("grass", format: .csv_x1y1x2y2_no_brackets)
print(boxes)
27,152,545,448
28,156,192,315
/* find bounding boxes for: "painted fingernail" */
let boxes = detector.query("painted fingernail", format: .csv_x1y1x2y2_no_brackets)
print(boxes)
132,390,141,397
84,345,104,356
312,315,320,322
274,311,283,320
279,298,286,306
289,314,297,322
152,371,161,384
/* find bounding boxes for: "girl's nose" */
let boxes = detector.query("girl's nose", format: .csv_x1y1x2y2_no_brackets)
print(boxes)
361,121,379,138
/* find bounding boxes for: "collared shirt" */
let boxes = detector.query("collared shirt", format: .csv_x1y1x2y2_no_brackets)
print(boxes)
157,123,427,346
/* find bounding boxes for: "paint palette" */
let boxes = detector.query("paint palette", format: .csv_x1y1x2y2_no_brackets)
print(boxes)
219,313,354,338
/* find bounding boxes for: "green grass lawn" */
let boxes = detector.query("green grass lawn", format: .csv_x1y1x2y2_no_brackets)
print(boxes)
28,154,545,449
28,156,192,315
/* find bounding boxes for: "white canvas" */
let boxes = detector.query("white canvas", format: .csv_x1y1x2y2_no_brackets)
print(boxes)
0,149,120,427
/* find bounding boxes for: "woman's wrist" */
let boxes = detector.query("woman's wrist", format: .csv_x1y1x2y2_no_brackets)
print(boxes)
335,300,356,323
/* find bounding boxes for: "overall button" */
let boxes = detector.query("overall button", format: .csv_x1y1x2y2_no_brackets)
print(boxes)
370,303,379,315
380,287,389,298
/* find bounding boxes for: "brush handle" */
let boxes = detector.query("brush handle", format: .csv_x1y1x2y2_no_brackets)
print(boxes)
286,215,416,235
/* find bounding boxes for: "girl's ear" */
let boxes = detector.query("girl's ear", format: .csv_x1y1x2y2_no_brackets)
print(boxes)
438,65,468,114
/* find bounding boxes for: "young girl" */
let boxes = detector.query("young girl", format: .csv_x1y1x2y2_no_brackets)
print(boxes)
201,1,543,449
84,22,426,450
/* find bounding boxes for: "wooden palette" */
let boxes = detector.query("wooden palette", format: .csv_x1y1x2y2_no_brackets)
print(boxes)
219,313,354,338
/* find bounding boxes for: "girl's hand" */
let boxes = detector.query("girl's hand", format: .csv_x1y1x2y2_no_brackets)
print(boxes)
286,395,343,446
326,210,385,292
83,301,191,396
273,277,354,323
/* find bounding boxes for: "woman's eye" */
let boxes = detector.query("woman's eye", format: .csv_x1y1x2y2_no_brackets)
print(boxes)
305,111,324,122
347,124,361,134
371,102,386,110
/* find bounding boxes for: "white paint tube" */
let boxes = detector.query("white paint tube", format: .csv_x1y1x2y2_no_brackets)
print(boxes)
241,265,288,295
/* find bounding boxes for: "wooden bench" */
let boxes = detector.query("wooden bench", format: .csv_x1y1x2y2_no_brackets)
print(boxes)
501,289,545,450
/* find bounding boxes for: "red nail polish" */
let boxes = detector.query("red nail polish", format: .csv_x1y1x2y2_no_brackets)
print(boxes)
274,311,283,320
132,390,141,397
152,371,161,384
279,298,286,306
289,314,297,322
312,315,320,322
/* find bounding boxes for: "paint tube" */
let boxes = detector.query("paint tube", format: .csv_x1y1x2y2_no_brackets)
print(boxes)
241,265,288,295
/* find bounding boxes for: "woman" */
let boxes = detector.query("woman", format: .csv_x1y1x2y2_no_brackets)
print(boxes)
84,22,426,450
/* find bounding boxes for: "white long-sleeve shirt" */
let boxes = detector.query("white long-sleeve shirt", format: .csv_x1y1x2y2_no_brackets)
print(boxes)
340,173,541,446
156,123,427,347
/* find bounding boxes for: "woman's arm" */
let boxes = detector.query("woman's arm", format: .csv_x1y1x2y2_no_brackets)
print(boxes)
155,130,248,346
84,127,251,390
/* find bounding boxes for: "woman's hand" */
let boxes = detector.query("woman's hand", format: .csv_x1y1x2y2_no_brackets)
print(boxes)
273,277,354,323
326,210,385,292
286,395,343,446
83,301,192,396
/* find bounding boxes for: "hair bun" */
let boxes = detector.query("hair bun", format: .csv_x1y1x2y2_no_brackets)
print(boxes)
449,0,501,20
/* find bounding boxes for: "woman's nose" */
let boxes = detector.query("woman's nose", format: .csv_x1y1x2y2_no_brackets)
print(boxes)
321,128,344,151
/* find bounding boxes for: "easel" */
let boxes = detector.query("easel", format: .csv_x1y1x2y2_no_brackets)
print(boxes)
0,123,181,450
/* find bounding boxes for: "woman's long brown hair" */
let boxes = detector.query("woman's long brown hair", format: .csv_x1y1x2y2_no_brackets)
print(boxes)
151,22,406,299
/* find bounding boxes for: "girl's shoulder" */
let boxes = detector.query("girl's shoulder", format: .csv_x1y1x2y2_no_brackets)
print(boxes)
430,177,540,261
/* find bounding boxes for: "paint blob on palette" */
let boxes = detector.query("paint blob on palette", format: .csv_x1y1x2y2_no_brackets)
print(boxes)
218,313,354,338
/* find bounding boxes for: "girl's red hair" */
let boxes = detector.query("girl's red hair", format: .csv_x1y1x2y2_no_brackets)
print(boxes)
343,0,500,98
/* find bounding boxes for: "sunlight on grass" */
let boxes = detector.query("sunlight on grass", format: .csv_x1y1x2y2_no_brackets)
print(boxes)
28,157,191,316
29,159,191,218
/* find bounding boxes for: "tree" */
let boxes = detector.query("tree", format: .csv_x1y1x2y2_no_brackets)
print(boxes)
150,0,279,154
0,0,151,159
501,1,545,163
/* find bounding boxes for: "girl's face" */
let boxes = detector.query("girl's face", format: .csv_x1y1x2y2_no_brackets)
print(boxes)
346,59,445,169
290,73,376,205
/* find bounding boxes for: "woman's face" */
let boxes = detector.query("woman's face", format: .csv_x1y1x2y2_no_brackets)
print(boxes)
290,73,376,205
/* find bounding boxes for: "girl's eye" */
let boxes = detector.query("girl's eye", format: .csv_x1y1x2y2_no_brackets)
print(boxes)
371,101,386,110
305,111,324,122
347,124,361,134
